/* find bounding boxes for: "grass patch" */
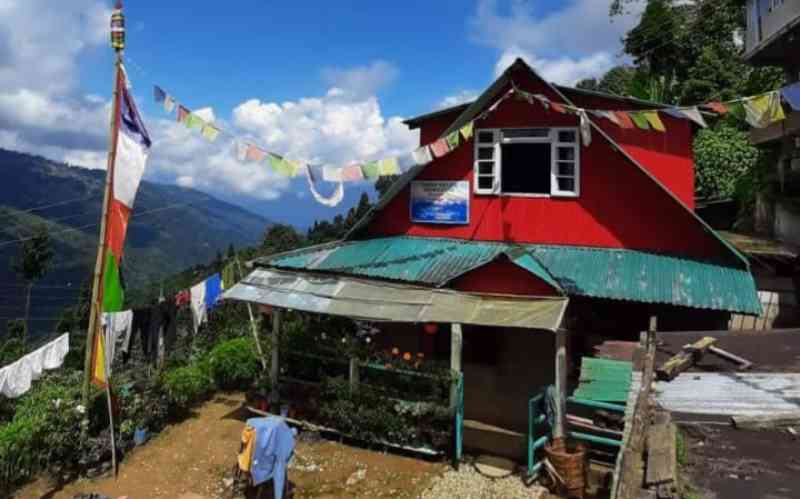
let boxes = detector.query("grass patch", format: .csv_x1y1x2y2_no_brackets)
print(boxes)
676,428,688,466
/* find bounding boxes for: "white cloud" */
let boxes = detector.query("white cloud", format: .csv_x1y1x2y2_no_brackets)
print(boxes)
437,90,479,109
321,60,399,98
471,0,643,85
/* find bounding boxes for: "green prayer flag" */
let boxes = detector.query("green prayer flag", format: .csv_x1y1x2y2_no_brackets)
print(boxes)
185,113,204,130
460,122,474,140
102,250,124,312
361,161,380,179
222,263,237,289
446,130,460,149
268,154,295,177
629,112,650,130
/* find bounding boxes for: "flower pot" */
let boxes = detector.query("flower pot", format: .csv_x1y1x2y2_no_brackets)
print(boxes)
544,438,587,499
134,428,148,446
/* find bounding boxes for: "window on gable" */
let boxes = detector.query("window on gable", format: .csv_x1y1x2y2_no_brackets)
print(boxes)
474,127,580,197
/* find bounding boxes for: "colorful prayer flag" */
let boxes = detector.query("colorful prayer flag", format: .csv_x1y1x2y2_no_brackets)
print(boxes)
246,145,266,162
177,105,190,123
235,142,249,162
164,95,176,114
629,112,650,130
153,85,166,103
706,101,728,114
460,122,474,140
614,111,635,129
341,165,364,182
411,145,433,165
201,124,220,142
430,138,450,158
378,157,400,176
322,165,343,182
306,164,344,207
550,102,566,114
446,130,460,150
744,91,785,128
578,110,592,147
664,107,707,128
185,113,204,130
90,328,108,387
267,154,294,176
643,111,665,132
361,161,380,179
533,94,551,111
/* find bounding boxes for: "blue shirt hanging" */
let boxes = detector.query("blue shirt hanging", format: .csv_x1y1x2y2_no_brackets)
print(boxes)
204,273,222,312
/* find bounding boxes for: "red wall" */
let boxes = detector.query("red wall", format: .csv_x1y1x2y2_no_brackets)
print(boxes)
451,259,560,296
368,72,726,261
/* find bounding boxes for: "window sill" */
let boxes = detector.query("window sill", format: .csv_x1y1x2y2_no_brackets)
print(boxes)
473,191,579,199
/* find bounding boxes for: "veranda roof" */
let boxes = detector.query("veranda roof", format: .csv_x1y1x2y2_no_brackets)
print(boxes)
254,236,761,315
223,267,568,331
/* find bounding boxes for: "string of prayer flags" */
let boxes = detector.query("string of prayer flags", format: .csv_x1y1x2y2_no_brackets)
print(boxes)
629,112,650,130
246,144,266,162
446,130,460,150
164,95,176,113
550,102,567,114
268,153,299,177
177,105,190,123
322,165,343,182
614,111,635,129
154,85,166,103
664,107,707,128
706,102,728,115
578,110,592,147
378,157,400,176
782,82,800,111
185,113,205,130
412,145,433,166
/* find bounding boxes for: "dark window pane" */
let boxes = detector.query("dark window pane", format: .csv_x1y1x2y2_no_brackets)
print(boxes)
503,128,549,139
478,162,494,175
478,176,494,190
557,147,575,161
477,131,494,143
557,162,575,176
500,143,551,194
557,177,576,192
478,147,494,160
558,130,577,143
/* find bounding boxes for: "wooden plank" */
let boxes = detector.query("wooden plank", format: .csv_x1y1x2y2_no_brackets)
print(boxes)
656,337,717,381
645,422,677,486
708,345,753,370
731,411,800,430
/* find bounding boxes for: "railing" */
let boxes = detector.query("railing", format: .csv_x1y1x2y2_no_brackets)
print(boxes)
453,373,464,467
567,397,625,448
527,392,549,476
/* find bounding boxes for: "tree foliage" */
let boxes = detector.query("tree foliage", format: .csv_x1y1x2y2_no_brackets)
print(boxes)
693,123,761,200
12,225,53,284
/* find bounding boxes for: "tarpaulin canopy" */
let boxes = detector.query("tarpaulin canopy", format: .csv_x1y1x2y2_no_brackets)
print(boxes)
223,268,568,331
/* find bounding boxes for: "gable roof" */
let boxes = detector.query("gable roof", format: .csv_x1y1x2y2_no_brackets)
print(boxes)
347,59,750,270
256,236,761,315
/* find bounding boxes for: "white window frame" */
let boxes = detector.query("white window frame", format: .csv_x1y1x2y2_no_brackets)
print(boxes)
473,127,580,198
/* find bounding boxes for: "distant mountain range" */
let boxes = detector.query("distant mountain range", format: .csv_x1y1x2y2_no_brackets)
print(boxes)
0,148,272,336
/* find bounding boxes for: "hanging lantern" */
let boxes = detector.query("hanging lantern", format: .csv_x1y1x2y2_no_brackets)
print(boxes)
423,323,439,335
110,2,125,51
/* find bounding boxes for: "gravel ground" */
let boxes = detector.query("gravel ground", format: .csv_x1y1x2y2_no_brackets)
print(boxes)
420,459,551,499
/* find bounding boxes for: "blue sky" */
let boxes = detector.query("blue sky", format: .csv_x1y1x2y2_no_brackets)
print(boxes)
0,0,641,227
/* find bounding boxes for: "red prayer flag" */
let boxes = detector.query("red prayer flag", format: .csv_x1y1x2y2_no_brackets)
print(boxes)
614,111,635,129
551,102,567,113
245,144,266,162
177,105,190,122
706,101,728,114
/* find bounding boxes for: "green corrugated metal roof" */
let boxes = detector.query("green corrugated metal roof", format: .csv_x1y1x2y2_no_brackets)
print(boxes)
573,358,633,403
260,236,761,315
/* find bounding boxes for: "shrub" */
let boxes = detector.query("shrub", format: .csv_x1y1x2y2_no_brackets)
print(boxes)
207,337,260,390
694,123,761,201
162,364,212,409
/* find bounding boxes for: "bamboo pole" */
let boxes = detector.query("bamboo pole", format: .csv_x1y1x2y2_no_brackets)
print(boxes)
236,258,267,371
82,54,123,407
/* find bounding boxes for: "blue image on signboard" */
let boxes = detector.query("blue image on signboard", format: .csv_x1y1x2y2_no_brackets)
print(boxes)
410,181,469,224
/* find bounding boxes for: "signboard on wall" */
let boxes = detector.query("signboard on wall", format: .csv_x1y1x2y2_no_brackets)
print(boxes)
410,181,470,224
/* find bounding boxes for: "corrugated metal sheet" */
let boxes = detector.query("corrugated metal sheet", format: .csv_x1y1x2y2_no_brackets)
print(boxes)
573,357,633,403
653,373,800,417
262,236,761,315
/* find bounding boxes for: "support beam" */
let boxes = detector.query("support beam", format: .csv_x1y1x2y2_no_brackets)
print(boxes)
349,356,360,394
270,308,281,403
553,329,567,439
450,323,463,412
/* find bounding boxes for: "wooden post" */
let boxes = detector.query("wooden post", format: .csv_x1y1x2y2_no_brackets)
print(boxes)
237,258,267,371
270,308,281,403
449,323,463,412
553,329,568,439
349,357,360,394
82,47,124,407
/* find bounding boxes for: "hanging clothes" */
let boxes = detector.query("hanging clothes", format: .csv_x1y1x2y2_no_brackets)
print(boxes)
0,334,69,398
191,280,207,334
782,82,800,111
175,289,190,307
247,417,295,498
205,273,223,314
102,310,134,362
162,300,179,352
147,305,165,363
131,307,152,361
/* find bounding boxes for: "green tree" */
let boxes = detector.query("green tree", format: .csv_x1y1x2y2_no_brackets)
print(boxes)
375,175,400,198
227,243,236,260
11,224,53,341
262,224,303,255
693,123,762,201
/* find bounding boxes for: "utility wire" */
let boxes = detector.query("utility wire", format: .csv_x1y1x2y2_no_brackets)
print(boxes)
0,194,102,220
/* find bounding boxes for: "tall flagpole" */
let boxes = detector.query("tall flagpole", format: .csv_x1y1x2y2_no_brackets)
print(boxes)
82,0,126,478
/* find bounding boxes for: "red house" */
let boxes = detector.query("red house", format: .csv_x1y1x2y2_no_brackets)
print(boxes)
227,59,760,460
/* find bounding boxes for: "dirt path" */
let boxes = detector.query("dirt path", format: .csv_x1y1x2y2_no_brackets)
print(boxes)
16,393,445,499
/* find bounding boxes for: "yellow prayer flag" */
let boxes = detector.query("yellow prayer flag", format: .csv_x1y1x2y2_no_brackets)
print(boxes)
378,157,400,176
746,92,786,128
460,122,474,140
201,124,220,142
91,331,107,388
643,111,666,132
